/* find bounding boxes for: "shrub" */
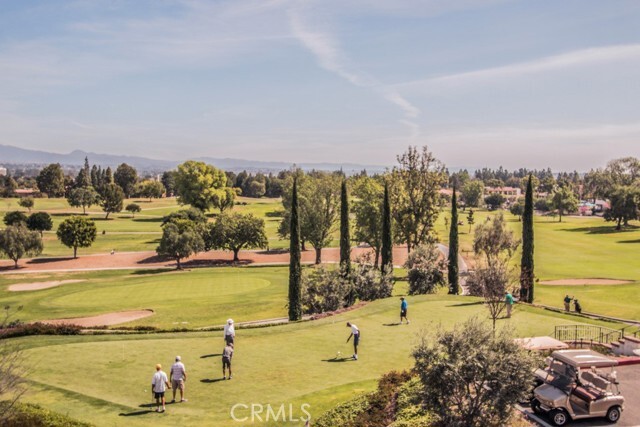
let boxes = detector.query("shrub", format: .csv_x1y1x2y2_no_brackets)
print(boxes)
0,401,93,426
314,393,371,427
351,260,393,301
0,323,82,340
404,244,446,295
301,267,350,315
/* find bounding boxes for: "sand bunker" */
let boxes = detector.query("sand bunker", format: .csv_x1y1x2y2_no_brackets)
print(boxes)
8,279,86,291
540,278,633,286
41,310,154,327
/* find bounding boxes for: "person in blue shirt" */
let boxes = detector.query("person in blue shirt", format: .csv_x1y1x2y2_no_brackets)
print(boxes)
400,297,410,324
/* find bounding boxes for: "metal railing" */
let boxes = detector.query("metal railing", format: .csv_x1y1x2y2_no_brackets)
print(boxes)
554,324,624,345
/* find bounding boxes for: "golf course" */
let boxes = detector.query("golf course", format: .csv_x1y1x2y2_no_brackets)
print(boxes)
1,196,639,426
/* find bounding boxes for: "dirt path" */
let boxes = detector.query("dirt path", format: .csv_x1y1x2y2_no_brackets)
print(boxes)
0,246,413,274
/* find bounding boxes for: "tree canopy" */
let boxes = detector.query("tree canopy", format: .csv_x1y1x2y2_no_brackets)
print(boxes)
114,163,138,198
156,221,204,269
206,212,267,261
36,163,65,197
56,216,97,258
0,225,43,268
100,183,125,219
26,212,53,236
174,161,232,211
67,186,100,215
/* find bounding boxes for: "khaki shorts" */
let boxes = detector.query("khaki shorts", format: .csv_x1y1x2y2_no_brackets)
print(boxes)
171,379,184,390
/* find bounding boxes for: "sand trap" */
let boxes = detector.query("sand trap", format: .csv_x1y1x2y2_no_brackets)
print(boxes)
41,310,154,327
8,279,86,291
540,278,634,286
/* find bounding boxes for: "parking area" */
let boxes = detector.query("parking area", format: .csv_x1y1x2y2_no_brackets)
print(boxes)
521,364,640,427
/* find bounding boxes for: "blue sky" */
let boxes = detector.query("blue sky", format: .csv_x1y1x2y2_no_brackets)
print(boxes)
1,0,639,170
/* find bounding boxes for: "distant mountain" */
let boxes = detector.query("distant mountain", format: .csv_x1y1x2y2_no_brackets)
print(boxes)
0,144,387,174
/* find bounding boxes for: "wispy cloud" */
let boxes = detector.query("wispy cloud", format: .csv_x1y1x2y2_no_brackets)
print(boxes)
395,44,640,90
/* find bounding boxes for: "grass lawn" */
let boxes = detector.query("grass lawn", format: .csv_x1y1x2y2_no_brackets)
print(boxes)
0,267,290,329
15,293,622,427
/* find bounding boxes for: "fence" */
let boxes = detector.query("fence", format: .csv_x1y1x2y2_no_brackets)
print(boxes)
554,324,624,345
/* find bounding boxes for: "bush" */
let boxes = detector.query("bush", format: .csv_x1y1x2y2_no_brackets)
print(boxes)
0,401,93,426
404,244,446,295
0,322,82,340
314,393,371,427
534,197,552,212
352,261,393,301
301,267,350,315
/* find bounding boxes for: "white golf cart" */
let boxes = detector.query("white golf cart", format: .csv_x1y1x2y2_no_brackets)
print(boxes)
531,349,624,426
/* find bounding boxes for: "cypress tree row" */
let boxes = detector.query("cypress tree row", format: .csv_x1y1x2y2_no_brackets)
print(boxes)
339,180,351,275
520,174,535,303
288,178,302,321
448,186,459,294
381,180,393,274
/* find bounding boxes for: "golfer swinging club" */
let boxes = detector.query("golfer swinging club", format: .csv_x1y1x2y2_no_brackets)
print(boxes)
346,322,360,360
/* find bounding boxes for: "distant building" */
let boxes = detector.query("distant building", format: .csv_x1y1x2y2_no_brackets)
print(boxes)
484,186,521,198
15,189,36,197
0,167,6,176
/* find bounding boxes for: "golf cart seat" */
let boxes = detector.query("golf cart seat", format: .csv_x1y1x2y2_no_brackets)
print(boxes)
581,371,611,396
573,386,598,402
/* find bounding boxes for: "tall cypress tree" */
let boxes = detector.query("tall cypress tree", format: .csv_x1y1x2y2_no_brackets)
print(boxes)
520,174,535,303
288,178,302,321
448,187,459,294
339,180,351,275
381,180,393,274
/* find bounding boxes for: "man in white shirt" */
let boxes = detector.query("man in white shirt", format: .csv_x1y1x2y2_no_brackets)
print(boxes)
170,355,187,403
224,318,235,345
346,322,360,360
151,363,171,413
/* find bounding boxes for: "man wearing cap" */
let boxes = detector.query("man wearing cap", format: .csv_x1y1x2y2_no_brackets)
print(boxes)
224,318,235,345
505,291,514,318
400,297,410,325
151,363,171,413
170,356,187,403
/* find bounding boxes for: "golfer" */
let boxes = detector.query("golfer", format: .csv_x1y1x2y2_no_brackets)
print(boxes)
346,322,360,360
222,342,234,380
151,364,171,413
400,297,410,324
505,291,514,318
224,318,235,345
169,355,187,403
564,295,572,312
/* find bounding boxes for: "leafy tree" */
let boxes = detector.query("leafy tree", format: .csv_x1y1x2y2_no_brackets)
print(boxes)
466,260,512,330
604,185,639,230
412,318,537,427
75,157,92,188
125,203,141,218
390,146,447,252
449,169,470,189
381,180,393,274
67,186,100,214
161,171,177,197
404,243,446,295
351,176,383,268
339,180,351,275
113,163,138,198
134,180,164,201
509,199,524,220
17,197,34,213
206,212,267,261
162,208,207,226
351,255,393,301
520,175,535,303
288,178,302,321
26,212,53,237
448,187,459,294
100,183,124,219
473,213,520,265
301,267,350,315
0,225,43,268
156,222,205,269
461,179,484,208
244,180,266,198
3,211,27,227
174,161,232,211
56,216,97,258
36,163,65,197
484,193,505,210
550,185,578,222
0,175,17,197
467,208,475,233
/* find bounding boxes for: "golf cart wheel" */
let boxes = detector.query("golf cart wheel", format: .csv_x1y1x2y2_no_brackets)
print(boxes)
530,398,543,415
606,406,622,423
550,409,569,426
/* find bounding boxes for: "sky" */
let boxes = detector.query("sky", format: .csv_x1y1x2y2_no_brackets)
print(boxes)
1,0,639,171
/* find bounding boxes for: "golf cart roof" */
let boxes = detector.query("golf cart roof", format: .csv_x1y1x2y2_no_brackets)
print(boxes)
515,336,570,351
551,349,618,368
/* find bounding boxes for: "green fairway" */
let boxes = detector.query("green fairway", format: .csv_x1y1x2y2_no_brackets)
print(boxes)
15,293,622,427
0,267,290,329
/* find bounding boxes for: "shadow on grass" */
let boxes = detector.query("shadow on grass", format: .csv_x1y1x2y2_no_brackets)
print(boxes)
119,410,154,416
322,357,356,363
265,210,284,218
201,378,226,383
200,353,222,359
560,225,639,234
144,239,161,245
27,256,74,264
447,301,483,307
618,239,640,244
130,268,173,276
134,217,163,223
382,323,401,327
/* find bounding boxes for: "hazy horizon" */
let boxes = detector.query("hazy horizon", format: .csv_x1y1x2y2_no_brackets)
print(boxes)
1,1,639,171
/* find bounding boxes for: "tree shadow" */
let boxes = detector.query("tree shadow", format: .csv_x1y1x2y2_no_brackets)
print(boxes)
322,357,356,363
447,301,483,307
27,256,74,264
200,353,222,359
134,217,163,223
130,269,172,276
138,254,171,264
618,239,640,244
201,378,226,383
560,225,639,235
144,239,161,244
265,210,284,218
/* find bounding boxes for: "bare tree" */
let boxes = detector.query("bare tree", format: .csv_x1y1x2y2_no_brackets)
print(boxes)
0,306,26,423
467,261,513,331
